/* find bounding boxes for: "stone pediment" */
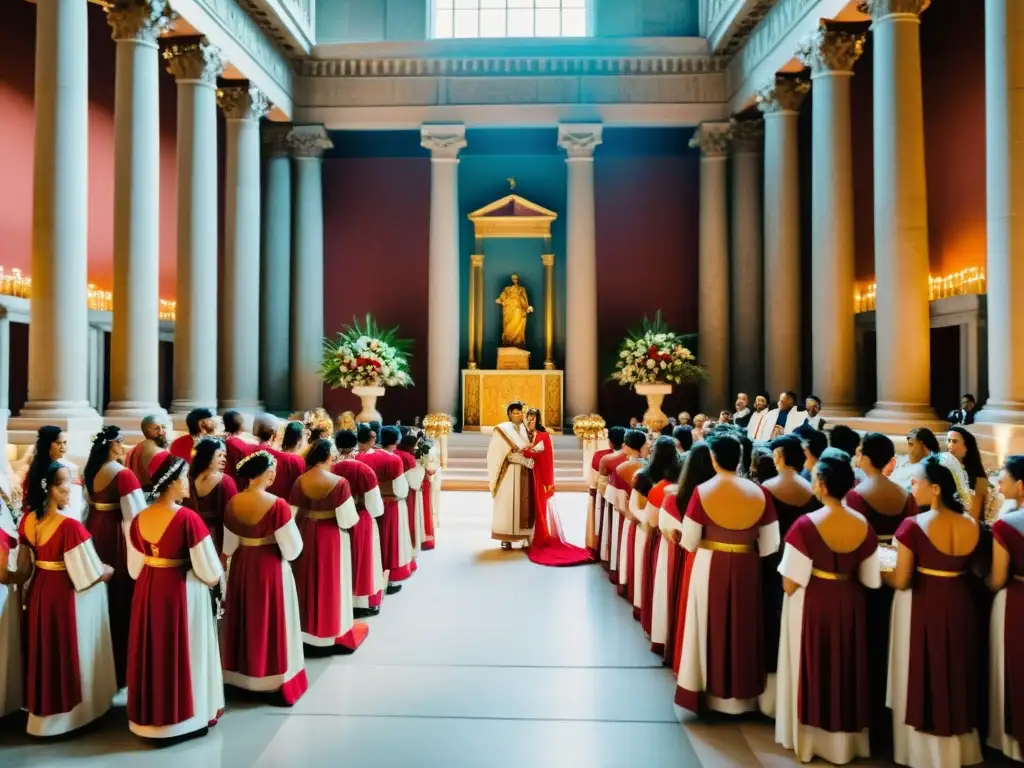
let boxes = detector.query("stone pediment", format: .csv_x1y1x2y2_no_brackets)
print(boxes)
468,194,557,239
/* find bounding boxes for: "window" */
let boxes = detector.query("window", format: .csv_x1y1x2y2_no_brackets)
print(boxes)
432,0,588,39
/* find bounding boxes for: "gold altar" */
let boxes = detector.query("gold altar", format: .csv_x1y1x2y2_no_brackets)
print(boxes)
461,369,564,433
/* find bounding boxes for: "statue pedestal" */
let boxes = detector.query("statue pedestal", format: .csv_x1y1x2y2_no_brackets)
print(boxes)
496,347,530,370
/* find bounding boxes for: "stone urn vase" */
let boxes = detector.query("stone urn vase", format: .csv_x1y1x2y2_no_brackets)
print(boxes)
635,383,673,432
351,385,386,423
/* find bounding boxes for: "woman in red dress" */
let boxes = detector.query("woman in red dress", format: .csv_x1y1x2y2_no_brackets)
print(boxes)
635,437,682,629
612,430,649,597
183,437,238,557
987,454,1024,761
126,453,225,740
674,431,779,715
222,450,308,704
15,461,117,736
82,425,147,691
775,449,880,764
887,455,983,767
221,409,256,481
522,408,594,567
419,437,438,551
289,439,368,652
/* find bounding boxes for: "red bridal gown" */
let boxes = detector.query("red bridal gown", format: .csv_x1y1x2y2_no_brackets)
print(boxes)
0,499,21,718
888,516,983,767
523,431,594,567
19,513,117,736
84,466,147,688
355,450,415,582
289,477,368,651
587,447,612,558
674,484,780,715
989,514,1024,761
844,488,917,752
640,480,671,639
599,452,627,575
333,458,386,610
652,485,681,658
775,515,880,764
221,497,308,705
126,507,225,739
183,475,238,557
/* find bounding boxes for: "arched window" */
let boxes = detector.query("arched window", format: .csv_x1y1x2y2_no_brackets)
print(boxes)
432,0,588,39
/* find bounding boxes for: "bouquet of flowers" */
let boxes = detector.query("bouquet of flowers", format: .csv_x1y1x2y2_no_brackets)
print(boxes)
609,312,704,387
320,314,413,389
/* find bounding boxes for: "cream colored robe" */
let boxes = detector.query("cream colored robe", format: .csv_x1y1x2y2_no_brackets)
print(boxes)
487,421,534,542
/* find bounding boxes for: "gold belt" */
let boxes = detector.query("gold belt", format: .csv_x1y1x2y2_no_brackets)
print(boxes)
34,559,66,571
237,535,275,547
876,534,894,542
917,566,965,578
698,540,755,554
812,568,851,581
91,501,119,511
302,510,337,521
144,556,187,568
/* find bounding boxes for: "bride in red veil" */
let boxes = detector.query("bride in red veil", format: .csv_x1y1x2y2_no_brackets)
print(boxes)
523,409,595,567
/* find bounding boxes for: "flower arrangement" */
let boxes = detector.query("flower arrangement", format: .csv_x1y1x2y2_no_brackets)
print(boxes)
609,312,704,387
320,314,413,390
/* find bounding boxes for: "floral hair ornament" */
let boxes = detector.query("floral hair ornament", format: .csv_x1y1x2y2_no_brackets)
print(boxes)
92,425,123,447
236,450,274,473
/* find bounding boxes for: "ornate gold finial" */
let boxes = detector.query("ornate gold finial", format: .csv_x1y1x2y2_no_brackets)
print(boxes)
506,177,516,191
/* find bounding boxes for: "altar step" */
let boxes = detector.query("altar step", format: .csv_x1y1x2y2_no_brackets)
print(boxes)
441,431,589,492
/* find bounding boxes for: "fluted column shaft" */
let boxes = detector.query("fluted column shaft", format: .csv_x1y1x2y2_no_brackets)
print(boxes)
289,125,333,412
980,0,1024,424
165,38,222,415
691,122,731,415
729,120,763,397
261,126,292,413
758,76,808,398
218,84,268,411
22,0,96,419
800,27,865,416
558,124,602,419
865,0,933,419
420,125,466,417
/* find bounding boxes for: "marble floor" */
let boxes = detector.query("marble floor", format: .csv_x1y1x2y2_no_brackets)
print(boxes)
1,491,977,766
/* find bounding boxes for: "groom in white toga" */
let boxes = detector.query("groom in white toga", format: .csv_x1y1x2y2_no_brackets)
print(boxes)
487,401,535,550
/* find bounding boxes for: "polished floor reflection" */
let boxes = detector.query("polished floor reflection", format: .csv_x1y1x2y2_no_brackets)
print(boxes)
3,491,919,766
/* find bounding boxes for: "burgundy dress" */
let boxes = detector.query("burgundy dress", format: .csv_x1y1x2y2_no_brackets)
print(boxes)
421,467,436,551
184,475,238,556
333,458,384,609
990,515,1024,759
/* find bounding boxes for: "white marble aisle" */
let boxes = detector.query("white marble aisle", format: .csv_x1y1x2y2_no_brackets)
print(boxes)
4,491,861,767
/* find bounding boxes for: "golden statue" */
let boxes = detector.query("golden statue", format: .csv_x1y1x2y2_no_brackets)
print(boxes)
495,273,534,348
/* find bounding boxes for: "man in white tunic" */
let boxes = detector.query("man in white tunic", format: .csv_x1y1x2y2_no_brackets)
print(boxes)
488,401,535,550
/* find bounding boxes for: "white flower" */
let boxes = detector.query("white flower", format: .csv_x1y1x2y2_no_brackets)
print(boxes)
660,360,667,369
646,359,656,369
619,350,629,358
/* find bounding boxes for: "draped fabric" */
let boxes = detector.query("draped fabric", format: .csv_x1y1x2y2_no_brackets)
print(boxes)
523,432,594,568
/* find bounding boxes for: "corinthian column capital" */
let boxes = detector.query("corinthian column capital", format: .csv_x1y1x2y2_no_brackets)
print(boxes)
163,36,224,85
218,82,270,121
557,124,603,160
730,118,764,153
420,124,467,160
287,124,334,159
105,0,175,45
756,74,810,114
689,121,732,159
798,25,867,75
857,0,930,20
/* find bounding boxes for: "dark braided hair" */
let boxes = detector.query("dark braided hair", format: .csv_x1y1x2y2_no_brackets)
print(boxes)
26,461,66,520
26,426,64,508
190,437,225,480
922,454,965,514
305,439,334,470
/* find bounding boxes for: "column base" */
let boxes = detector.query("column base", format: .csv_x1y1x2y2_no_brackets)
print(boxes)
977,402,1024,426
105,402,168,419
822,405,863,419
8,411,104,460
865,402,936,422
217,400,263,413
17,400,100,420
169,399,218,416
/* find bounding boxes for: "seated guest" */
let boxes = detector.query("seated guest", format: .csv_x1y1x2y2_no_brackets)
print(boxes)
891,427,942,491
988,455,1024,761
947,426,990,522
674,431,780,715
678,411,692,427
222,451,308,705
598,427,628,572
124,414,168,492
221,409,256,481
746,392,774,441
184,437,238,558
733,393,752,429
947,394,977,425
886,456,983,767
126,454,225,739
775,449,881,764
751,444,778,484
803,395,826,430
718,410,733,425
629,417,641,429
691,413,708,437
587,432,615,559
793,423,827,482
757,391,808,440
611,430,648,598
169,408,216,463
290,439,368,652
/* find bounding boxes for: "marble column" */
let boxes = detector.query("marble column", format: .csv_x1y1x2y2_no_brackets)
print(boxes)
20,0,98,421
757,75,809,399
980,0,1024,424
729,118,763,398
558,123,602,419
690,122,732,415
260,124,292,414
164,37,223,415
864,0,933,420
420,125,466,417
799,26,865,416
105,0,171,419
289,125,333,412
218,83,269,412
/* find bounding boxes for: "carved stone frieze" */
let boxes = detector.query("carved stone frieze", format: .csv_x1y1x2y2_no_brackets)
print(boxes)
797,25,866,74
689,121,732,157
730,118,764,152
557,124,603,159
707,0,785,56
106,0,175,45
217,82,270,120
731,0,821,86
163,36,225,85
197,0,293,92
755,74,810,113
857,0,930,19
286,124,333,158
420,125,468,160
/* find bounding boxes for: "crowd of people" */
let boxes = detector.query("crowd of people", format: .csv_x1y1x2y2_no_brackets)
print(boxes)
588,401,1024,768
0,408,441,741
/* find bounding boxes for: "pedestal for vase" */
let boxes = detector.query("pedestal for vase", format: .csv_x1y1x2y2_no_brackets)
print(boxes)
635,383,673,432
351,386,386,423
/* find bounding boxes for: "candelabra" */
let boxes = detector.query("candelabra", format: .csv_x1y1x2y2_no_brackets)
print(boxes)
855,267,986,313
